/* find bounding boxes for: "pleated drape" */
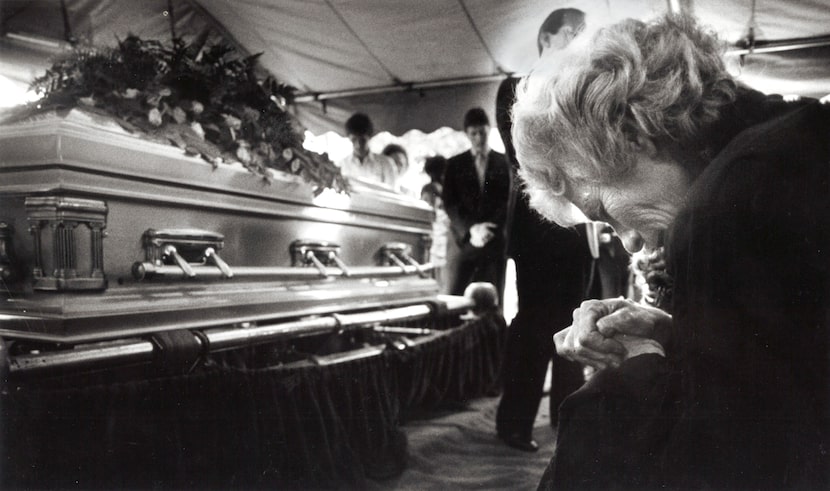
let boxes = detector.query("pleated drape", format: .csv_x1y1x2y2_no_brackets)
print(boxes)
1,313,505,489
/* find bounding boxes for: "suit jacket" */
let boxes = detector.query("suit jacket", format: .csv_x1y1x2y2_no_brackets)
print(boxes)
442,149,510,255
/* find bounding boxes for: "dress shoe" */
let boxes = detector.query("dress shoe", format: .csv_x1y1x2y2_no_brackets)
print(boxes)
498,432,539,452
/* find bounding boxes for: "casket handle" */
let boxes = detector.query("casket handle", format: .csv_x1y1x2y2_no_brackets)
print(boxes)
204,247,233,278
139,228,228,279
163,245,196,278
381,242,428,278
305,250,329,276
328,252,351,277
290,240,351,277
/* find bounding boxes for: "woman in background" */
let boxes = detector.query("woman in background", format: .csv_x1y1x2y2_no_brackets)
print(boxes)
383,143,414,195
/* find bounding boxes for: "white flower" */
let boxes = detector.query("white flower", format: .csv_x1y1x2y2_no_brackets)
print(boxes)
222,114,242,130
191,101,204,114
122,88,139,99
190,122,205,140
236,145,252,164
172,106,187,124
148,108,163,126
242,107,261,122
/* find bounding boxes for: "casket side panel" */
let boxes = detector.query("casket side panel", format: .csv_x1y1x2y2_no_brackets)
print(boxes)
0,111,439,342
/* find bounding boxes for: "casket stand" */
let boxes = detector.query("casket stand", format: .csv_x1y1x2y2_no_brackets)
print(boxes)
0,110,506,489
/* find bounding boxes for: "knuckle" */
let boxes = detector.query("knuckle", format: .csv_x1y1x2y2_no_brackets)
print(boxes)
575,331,594,348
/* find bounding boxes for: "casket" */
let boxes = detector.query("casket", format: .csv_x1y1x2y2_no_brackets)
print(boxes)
0,109,483,375
0,109,506,489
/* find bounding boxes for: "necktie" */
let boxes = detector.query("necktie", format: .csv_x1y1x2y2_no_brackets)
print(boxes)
475,152,487,187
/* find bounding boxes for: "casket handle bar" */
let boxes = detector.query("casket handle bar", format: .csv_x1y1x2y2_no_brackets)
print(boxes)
133,236,432,281
163,245,196,278
290,240,350,277
132,262,434,280
381,242,427,278
6,293,485,377
305,250,328,276
204,247,233,278
136,228,232,279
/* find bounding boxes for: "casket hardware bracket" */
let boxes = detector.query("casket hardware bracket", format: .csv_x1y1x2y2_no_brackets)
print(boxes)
290,240,350,277
0,221,15,282
138,228,232,279
380,242,427,278
24,196,109,291
134,237,432,281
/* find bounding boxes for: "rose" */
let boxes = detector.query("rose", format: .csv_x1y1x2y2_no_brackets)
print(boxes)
148,108,163,126
171,106,188,124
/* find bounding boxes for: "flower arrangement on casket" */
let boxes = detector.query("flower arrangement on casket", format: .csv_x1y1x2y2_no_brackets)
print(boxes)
17,35,349,194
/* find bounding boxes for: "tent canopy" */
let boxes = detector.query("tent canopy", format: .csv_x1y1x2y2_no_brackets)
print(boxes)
2,0,829,135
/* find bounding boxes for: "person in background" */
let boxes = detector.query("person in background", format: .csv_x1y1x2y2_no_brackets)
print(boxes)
337,112,397,187
382,143,410,193
513,13,829,489
420,155,451,292
442,107,510,299
493,7,592,452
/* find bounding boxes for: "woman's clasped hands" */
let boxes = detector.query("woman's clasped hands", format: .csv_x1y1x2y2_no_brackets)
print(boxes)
554,298,673,372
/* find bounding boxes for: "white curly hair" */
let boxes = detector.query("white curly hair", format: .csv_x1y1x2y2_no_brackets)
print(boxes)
512,14,737,226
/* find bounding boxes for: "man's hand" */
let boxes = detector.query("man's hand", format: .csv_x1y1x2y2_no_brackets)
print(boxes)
554,298,672,371
469,222,497,248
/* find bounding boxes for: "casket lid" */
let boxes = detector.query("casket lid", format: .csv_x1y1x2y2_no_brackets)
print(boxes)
0,108,434,224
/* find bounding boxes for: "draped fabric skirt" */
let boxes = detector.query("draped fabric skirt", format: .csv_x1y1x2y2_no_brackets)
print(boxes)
1,313,506,489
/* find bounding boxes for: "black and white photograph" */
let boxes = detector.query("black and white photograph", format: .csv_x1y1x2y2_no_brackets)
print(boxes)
0,0,828,489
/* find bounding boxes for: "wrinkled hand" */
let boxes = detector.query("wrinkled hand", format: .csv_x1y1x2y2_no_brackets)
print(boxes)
554,298,672,371
469,222,497,248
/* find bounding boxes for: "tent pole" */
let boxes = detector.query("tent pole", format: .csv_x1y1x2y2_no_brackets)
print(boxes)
294,74,506,103
167,0,177,41
58,0,75,44
727,35,830,56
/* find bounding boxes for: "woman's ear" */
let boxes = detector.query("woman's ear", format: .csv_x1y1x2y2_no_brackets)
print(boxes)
561,25,576,43
539,32,553,51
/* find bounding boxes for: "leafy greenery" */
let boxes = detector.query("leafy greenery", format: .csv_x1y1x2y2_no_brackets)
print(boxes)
26,35,348,194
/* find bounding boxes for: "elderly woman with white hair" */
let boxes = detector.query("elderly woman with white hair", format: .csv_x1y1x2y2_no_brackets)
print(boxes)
512,13,829,490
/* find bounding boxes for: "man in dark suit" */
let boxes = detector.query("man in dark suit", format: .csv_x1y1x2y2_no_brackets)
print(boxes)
442,107,510,298
494,8,594,452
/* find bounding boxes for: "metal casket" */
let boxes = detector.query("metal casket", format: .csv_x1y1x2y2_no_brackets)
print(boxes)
0,109,439,345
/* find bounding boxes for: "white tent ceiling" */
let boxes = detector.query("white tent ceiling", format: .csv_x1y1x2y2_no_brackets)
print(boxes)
2,0,829,135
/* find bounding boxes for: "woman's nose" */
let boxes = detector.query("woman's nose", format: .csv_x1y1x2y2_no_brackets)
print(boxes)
619,229,645,253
